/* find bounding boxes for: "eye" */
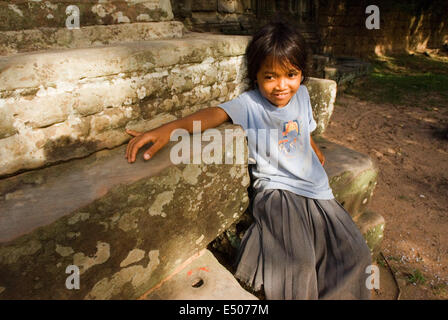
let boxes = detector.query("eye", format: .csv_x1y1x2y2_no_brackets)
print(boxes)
288,73,298,78
265,75,274,80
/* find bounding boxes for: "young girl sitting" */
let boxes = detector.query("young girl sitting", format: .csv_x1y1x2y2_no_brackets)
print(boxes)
125,21,372,300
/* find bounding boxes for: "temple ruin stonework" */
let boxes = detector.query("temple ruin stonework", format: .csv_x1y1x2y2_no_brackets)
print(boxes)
0,0,445,300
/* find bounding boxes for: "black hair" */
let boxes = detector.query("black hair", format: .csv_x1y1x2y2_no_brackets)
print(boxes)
246,20,309,89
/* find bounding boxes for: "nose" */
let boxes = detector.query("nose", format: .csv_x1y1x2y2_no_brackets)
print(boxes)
275,77,288,91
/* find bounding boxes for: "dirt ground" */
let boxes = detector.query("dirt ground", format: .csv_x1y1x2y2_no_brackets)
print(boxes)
323,91,448,300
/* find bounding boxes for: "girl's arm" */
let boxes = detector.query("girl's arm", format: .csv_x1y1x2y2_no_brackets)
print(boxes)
125,107,230,163
310,135,326,166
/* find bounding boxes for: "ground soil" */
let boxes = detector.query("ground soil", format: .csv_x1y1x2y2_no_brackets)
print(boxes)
323,92,448,300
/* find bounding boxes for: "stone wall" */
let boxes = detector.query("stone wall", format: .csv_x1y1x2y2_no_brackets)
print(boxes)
172,0,256,34
0,0,185,56
173,0,448,57
318,0,448,57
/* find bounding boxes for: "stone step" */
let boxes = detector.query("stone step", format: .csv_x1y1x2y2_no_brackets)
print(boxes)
1,0,174,32
353,210,385,258
143,249,257,300
0,21,185,56
317,136,378,219
0,32,251,178
306,77,337,136
0,123,251,299
324,57,372,86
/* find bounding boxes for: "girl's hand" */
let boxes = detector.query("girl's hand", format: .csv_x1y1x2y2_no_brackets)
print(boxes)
314,147,326,166
318,154,326,166
310,135,325,166
125,127,170,163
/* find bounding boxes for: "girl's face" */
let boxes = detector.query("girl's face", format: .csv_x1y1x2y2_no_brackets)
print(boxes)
256,56,302,108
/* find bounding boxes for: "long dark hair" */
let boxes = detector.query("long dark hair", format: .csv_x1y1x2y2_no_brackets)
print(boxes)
246,20,310,89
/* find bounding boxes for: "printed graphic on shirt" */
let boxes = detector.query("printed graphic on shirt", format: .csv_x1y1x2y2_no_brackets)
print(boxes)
278,120,300,157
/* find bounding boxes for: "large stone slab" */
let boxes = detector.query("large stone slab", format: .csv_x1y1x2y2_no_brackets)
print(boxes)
0,123,250,299
0,21,185,56
0,0,174,31
0,33,250,91
0,33,251,177
143,249,257,300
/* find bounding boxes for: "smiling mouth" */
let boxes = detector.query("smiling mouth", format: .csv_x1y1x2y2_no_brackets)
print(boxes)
273,92,289,98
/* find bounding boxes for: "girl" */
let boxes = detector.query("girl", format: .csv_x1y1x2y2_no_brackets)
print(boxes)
125,21,372,300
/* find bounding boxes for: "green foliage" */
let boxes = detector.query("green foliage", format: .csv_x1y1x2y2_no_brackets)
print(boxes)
344,53,448,108
407,268,426,285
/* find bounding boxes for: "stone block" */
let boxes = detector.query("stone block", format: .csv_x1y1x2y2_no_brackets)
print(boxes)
0,33,250,91
4,93,74,129
0,34,251,177
192,0,218,11
144,249,257,300
0,0,174,32
0,21,185,56
323,59,372,85
218,0,239,13
306,77,337,136
191,12,220,25
0,105,17,139
0,123,250,299
317,137,379,219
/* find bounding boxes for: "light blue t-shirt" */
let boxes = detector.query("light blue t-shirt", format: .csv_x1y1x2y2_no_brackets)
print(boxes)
218,85,334,200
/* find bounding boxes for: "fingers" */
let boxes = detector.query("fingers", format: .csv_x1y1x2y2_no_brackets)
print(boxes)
143,140,165,161
126,132,154,163
125,129,151,163
129,137,148,163
125,129,143,162
126,137,136,162
126,129,142,137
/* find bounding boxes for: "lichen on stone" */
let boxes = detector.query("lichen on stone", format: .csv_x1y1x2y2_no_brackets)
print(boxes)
67,212,90,225
120,248,146,267
73,241,110,275
85,249,160,299
55,244,74,257
182,165,202,185
148,190,174,217
0,239,42,265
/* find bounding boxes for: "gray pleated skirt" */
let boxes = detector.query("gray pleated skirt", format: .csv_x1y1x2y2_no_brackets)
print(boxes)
233,189,372,300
